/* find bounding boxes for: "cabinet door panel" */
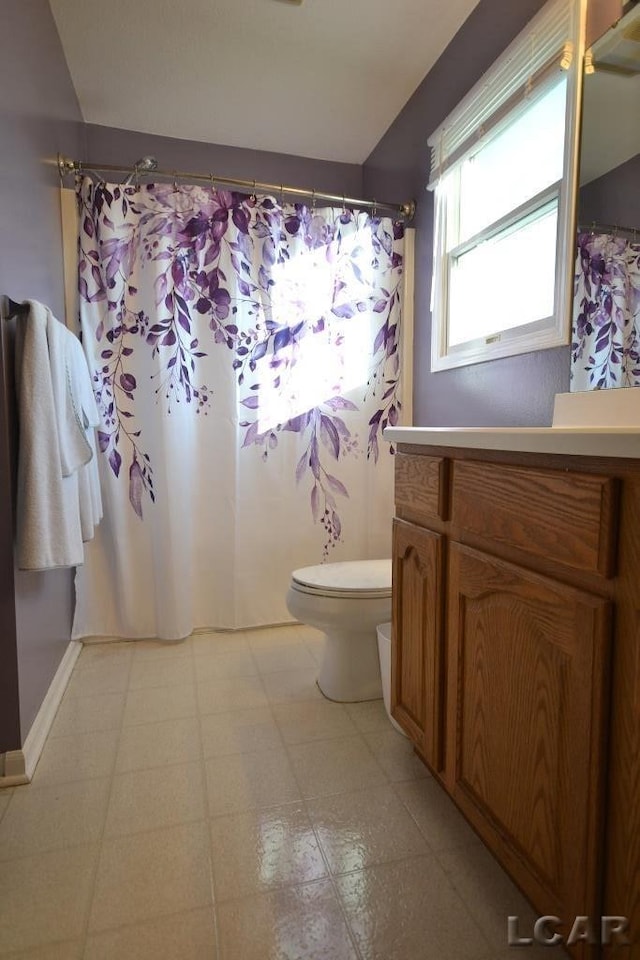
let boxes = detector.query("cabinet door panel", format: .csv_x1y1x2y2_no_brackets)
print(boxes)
392,520,444,771
447,542,610,933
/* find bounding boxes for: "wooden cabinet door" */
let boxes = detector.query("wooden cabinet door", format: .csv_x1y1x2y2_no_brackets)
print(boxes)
392,519,444,772
447,542,611,940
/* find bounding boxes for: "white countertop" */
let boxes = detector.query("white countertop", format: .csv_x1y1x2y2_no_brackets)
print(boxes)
383,426,640,459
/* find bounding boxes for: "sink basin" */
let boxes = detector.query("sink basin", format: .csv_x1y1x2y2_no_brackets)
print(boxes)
552,389,640,428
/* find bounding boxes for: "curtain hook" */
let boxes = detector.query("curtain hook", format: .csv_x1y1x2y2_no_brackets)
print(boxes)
210,173,216,192
280,184,284,208
173,171,179,192
311,188,316,212
372,198,378,218
342,194,346,216
250,178,257,203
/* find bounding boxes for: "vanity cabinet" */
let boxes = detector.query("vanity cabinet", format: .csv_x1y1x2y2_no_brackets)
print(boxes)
391,445,640,958
447,542,610,931
391,520,444,771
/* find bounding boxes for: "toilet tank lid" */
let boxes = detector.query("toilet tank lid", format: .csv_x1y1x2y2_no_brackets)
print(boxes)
291,559,391,593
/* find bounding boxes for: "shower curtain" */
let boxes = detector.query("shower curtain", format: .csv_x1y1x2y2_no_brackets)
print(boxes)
571,230,640,390
72,177,407,639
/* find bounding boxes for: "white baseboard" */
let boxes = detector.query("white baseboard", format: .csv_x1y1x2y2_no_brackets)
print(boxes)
0,640,82,788
0,751,28,787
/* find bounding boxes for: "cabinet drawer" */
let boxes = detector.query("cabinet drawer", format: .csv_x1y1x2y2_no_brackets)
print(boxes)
451,460,618,577
395,454,447,523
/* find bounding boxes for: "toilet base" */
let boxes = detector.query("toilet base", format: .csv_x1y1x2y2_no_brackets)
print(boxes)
316,626,383,703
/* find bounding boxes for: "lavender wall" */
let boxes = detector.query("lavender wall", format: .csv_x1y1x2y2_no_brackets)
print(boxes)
0,0,84,744
0,329,20,753
579,153,640,229
84,124,363,198
363,0,573,427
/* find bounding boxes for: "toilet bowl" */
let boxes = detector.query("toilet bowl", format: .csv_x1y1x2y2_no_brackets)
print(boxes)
286,559,392,702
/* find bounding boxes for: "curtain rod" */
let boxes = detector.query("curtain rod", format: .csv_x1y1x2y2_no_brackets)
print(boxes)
57,154,416,221
578,221,638,239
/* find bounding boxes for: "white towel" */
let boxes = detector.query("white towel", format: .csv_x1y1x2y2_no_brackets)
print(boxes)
16,302,84,569
15,300,102,570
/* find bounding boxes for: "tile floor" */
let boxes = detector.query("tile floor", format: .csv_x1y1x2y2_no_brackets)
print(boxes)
0,624,553,959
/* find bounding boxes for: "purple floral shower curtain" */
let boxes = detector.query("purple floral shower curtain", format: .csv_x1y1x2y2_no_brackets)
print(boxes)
571,231,640,390
72,177,406,639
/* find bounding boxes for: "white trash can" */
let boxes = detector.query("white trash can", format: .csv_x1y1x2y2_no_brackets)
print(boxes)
376,622,407,737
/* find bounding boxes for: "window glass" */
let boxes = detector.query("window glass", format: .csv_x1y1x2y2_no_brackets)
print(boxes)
457,79,567,246
448,203,558,346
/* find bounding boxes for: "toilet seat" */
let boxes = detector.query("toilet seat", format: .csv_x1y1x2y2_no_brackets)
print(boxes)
290,559,392,600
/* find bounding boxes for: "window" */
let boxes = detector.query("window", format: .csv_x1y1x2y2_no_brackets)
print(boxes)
429,0,585,371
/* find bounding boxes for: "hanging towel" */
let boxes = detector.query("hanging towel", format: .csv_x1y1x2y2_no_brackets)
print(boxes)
15,300,101,570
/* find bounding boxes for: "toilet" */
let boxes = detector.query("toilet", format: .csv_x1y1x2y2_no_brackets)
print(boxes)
286,559,392,702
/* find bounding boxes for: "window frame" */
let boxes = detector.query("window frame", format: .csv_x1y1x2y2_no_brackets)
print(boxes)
429,0,587,373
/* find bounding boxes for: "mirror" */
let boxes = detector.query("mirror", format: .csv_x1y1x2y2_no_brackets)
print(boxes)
572,1,640,390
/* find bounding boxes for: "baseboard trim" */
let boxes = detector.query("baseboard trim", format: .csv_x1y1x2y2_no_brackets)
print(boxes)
0,640,82,788
0,751,28,787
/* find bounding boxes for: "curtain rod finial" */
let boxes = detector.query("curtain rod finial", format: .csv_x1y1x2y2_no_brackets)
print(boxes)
57,154,76,178
402,200,416,221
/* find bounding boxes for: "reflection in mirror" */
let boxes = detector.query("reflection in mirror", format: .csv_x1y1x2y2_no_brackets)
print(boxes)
571,0,640,391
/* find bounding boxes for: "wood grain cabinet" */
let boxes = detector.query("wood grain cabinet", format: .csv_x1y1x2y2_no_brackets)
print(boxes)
447,542,610,932
391,519,444,771
391,446,640,959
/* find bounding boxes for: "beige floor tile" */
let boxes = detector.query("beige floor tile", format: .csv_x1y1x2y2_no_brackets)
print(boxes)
436,841,541,954
288,736,387,800
0,778,110,861
344,699,390,734
246,626,304,650
83,907,217,959
77,640,134,666
272,700,358,745
205,748,301,816
66,660,131,698
200,707,282,759
115,716,202,773
123,682,197,726
303,635,325,666
3,943,83,959
192,632,249,657
50,692,125,738
0,844,98,954
252,643,316,674
210,803,328,901
295,625,325,643
216,879,359,960
196,675,267,715
193,648,257,682
262,667,323,705
364,729,431,782
488,948,568,960
0,789,13,822
336,857,491,960
128,656,195,690
31,729,119,786
89,822,213,933
132,638,193,661
307,784,430,875
104,762,206,837
395,779,481,853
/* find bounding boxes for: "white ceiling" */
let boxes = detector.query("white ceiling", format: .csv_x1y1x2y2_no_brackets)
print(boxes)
49,0,480,164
